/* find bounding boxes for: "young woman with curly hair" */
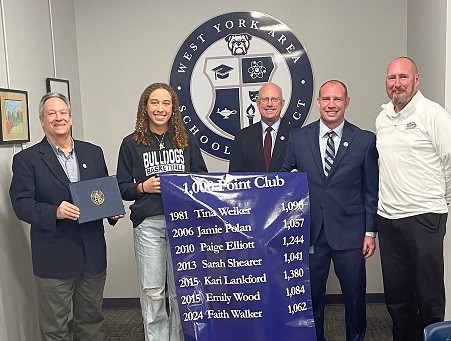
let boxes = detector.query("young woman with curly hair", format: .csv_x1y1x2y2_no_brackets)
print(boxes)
116,83,207,341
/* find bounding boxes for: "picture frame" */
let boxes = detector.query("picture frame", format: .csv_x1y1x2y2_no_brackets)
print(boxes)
0,88,30,143
46,78,70,101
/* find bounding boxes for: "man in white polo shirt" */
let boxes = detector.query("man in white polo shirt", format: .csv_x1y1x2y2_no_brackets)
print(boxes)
376,56,451,340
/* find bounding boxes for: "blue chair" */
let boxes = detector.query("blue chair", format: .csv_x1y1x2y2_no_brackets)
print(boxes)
424,321,451,340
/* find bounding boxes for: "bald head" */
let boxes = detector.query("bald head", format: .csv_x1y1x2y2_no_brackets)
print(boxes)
258,83,283,99
318,80,348,98
387,57,418,74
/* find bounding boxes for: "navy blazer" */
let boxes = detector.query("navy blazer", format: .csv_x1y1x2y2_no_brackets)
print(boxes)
9,137,112,278
282,120,378,250
229,120,291,172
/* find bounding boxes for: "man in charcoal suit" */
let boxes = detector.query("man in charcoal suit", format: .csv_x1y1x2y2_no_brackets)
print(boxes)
229,82,291,172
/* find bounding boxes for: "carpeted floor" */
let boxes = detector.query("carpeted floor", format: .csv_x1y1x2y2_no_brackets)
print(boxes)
103,303,392,340
102,308,144,340
324,304,392,340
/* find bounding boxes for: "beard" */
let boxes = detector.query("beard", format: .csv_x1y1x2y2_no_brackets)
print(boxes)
388,86,416,107
391,93,409,106
387,81,417,108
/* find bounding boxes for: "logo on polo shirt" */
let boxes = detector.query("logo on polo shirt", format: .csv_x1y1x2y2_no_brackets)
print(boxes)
405,122,417,130
170,11,314,160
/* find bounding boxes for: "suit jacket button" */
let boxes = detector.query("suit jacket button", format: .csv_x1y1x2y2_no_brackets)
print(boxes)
319,206,323,210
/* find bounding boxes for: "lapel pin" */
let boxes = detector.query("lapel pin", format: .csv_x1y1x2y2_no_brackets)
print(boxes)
280,136,285,141
82,164,87,169
343,142,349,147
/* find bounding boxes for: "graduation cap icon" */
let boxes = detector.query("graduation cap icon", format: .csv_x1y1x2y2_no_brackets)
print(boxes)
211,64,234,80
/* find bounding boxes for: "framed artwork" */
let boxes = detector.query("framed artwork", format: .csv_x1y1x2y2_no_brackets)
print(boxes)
46,78,70,101
0,88,30,143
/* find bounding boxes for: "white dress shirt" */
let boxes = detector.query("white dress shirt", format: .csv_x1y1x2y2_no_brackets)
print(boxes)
319,120,344,172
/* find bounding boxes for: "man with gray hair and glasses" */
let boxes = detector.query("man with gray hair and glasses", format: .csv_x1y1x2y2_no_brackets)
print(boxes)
10,93,122,340
229,82,292,172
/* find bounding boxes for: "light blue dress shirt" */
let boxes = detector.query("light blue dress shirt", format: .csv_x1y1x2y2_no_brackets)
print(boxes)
47,138,80,183
261,118,281,155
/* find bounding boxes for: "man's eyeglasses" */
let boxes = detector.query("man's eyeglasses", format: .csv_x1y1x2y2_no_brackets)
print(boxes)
258,97,282,103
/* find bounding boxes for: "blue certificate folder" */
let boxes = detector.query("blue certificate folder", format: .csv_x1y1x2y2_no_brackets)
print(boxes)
69,176,125,224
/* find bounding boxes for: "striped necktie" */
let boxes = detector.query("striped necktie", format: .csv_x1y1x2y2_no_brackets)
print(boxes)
324,131,336,176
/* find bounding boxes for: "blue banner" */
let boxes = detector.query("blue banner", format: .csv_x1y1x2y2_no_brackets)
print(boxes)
160,173,316,340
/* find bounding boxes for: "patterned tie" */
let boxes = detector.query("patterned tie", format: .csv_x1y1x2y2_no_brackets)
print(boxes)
264,126,272,172
324,131,336,177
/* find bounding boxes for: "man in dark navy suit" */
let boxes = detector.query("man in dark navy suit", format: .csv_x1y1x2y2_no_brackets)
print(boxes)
9,93,122,341
282,80,378,341
229,82,291,172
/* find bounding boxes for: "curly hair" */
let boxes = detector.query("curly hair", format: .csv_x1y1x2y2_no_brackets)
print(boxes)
133,83,188,149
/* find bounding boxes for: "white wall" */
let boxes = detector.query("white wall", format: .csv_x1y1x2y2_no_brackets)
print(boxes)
407,0,451,320
50,0,84,139
0,0,82,339
407,0,447,105
74,0,407,298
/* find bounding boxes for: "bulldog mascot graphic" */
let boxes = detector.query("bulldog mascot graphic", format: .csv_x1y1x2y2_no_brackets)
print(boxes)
225,33,252,55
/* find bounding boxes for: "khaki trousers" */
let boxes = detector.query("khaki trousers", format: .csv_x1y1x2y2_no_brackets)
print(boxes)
36,270,106,341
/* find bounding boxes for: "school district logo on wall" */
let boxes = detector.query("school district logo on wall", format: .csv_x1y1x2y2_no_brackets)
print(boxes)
170,11,313,160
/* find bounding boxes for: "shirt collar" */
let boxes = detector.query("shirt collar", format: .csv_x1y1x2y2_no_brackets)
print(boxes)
261,118,281,134
47,137,75,156
382,90,423,119
319,119,344,138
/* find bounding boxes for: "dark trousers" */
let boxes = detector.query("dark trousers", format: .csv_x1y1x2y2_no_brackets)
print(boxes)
377,213,446,341
310,228,366,341
36,270,106,341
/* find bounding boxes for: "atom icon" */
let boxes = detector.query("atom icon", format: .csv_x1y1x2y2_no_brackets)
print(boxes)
247,60,267,79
